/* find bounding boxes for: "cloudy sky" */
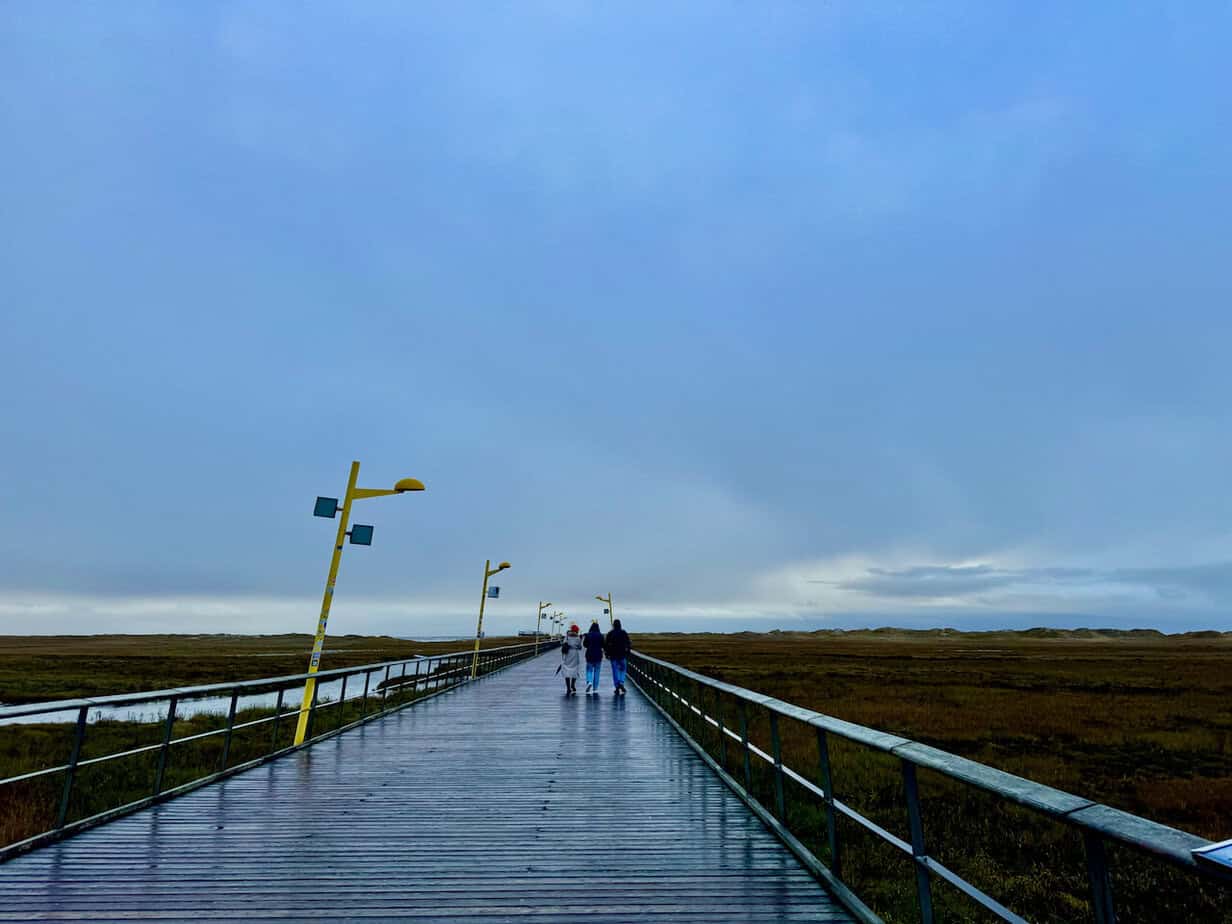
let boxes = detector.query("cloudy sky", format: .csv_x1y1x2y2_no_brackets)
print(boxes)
3,2,1231,637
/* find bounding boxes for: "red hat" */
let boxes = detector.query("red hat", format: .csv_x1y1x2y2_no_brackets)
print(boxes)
569,623,579,633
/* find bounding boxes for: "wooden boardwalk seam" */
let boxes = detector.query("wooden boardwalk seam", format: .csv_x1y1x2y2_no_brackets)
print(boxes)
0,653,854,922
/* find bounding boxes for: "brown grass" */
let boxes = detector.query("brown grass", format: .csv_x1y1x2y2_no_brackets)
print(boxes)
0,633,525,704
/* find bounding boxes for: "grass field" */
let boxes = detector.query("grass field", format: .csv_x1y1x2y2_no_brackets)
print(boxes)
634,628,1232,923
0,633,525,704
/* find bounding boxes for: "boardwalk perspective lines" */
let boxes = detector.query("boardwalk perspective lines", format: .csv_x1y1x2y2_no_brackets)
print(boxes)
0,653,854,923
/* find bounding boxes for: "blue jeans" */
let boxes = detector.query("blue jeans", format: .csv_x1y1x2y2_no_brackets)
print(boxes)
586,661,602,689
610,658,627,688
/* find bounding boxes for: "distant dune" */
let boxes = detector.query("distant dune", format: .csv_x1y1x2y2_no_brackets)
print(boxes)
650,626,1232,642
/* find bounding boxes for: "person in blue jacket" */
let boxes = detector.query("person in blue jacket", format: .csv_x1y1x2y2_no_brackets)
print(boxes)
582,620,605,695
605,619,632,695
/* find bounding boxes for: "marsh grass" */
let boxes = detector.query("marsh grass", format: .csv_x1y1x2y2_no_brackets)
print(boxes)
0,633,525,704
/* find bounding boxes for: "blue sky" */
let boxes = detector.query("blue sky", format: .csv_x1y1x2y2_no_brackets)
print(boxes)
2,2,1231,636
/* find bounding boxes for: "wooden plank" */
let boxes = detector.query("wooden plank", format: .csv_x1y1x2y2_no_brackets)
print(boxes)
2,655,853,922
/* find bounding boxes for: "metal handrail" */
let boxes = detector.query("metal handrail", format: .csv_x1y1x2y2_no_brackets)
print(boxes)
0,644,523,721
0,639,550,861
629,650,1229,924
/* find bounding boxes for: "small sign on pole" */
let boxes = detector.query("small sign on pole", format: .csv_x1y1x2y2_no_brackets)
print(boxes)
487,586,500,599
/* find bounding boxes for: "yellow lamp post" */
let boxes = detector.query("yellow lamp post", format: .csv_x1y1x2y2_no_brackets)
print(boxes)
293,460,425,746
471,560,511,679
553,611,563,637
595,593,614,628
535,601,552,654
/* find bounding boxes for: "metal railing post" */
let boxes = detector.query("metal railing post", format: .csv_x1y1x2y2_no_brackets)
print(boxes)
336,675,349,730
694,679,704,742
1084,832,1117,924
271,689,285,752
770,711,786,819
739,700,752,793
153,696,178,796
902,760,934,924
817,727,840,878
381,665,391,711
220,689,239,771
360,671,371,718
716,688,727,771
57,705,89,829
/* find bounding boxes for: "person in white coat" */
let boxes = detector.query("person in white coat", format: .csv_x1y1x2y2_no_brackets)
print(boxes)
560,624,583,695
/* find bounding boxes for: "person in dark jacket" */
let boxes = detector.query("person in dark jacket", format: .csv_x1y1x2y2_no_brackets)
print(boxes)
604,619,632,695
582,620,605,694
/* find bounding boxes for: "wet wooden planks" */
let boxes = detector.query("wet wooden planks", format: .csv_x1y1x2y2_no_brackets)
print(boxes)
0,653,853,922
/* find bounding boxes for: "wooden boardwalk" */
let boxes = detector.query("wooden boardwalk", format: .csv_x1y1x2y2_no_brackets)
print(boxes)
0,653,853,922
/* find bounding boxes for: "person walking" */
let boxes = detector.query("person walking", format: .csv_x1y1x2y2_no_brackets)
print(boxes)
582,620,605,695
560,624,582,695
605,618,632,696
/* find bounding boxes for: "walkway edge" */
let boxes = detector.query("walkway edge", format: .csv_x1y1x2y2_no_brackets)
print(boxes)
630,674,884,924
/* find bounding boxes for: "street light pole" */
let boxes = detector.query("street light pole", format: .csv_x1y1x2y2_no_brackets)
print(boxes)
596,593,614,629
294,460,424,746
471,559,511,679
294,462,360,746
535,601,552,654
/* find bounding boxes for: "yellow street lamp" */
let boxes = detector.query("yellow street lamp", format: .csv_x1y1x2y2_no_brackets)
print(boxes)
294,460,425,745
471,560,511,679
595,593,614,628
535,601,552,654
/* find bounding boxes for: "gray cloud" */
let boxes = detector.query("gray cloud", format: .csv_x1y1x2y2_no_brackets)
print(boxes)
818,562,1232,608
2,4,1232,634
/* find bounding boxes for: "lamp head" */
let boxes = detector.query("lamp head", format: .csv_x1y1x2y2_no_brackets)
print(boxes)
394,478,426,493
498,561,511,571
594,595,605,602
